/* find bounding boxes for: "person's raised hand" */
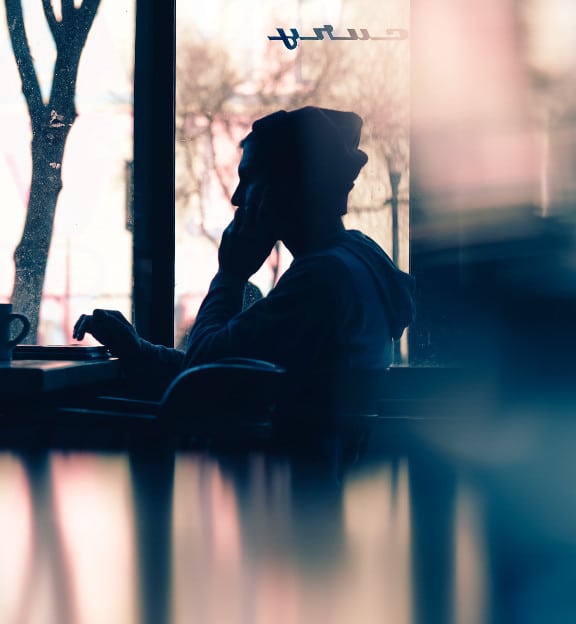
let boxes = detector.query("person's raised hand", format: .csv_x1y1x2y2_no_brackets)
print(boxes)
73,309,142,361
218,186,278,281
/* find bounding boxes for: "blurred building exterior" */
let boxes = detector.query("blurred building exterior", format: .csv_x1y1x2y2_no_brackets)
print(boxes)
409,0,576,379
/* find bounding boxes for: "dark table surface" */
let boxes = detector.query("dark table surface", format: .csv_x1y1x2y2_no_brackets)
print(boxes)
0,358,121,394
1,389,575,624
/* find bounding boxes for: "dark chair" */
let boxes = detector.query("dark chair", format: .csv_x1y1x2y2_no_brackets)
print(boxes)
52,358,394,452
158,357,288,443
49,358,286,446
164,361,395,449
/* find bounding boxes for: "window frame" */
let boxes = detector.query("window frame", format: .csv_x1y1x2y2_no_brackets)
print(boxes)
133,0,430,361
132,0,176,347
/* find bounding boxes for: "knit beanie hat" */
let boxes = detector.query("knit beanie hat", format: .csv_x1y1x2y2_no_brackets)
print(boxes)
242,107,368,214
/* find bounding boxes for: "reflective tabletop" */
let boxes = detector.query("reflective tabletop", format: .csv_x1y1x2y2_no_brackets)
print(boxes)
1,407,575,624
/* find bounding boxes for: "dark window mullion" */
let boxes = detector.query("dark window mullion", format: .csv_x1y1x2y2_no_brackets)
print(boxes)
133,0,176,347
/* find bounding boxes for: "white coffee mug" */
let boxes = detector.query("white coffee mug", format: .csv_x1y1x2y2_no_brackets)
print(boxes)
0,303,30,361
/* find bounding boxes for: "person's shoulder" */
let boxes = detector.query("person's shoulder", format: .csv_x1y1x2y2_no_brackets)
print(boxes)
341,228,385,251
295,230,383,272
291,245,352,277
274,247,353,296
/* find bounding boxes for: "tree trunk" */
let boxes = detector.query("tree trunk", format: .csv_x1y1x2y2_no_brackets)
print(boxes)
5,0,101,343
11,125,69,343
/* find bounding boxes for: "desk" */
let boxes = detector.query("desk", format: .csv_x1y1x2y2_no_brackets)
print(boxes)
0,358,121,394
0,408,575,624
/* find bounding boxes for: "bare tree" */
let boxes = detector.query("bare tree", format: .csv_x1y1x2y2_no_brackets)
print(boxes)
175,36,337,257
175,39,242,246
6,0,101,342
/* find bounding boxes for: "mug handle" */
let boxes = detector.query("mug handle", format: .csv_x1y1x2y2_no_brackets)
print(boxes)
7,313,31,347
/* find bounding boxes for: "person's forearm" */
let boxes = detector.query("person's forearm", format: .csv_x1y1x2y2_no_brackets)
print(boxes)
139,339,185,373
183,271,246,367
113,339,186,398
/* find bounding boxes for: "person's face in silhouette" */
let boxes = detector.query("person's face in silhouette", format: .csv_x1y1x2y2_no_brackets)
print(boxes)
231,141,264,212
231,140,290,243
231,135,346,256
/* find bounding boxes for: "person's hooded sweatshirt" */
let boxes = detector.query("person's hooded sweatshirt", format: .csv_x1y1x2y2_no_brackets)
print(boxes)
133,231,415,402
141,229,415,385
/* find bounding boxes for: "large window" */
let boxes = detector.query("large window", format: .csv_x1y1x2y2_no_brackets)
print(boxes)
3,1,574,363
0,1,134,345
174,0,410,348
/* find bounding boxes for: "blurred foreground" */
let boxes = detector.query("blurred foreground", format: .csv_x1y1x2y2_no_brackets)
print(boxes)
1,393,575,624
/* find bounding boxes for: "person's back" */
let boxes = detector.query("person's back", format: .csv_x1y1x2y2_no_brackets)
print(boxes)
310,229,414,370
181,227,414,376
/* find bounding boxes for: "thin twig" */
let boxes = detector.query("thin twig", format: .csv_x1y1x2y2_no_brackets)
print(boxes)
5,0,45,128
41,0,61,45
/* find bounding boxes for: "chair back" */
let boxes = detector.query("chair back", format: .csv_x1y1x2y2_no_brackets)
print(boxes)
158,359,392,441
159,358,288,437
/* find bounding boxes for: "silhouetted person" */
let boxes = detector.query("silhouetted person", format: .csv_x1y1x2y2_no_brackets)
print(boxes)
74,107,415,394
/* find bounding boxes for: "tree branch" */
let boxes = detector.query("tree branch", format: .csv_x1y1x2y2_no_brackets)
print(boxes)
207,120,233,201
61,0,75,24
5,0,45,130
41,0,62,45
77,0,101,33
49,0,101,115
57,0,99,55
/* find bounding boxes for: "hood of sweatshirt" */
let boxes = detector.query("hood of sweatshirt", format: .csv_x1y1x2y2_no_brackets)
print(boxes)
337,230,416,340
